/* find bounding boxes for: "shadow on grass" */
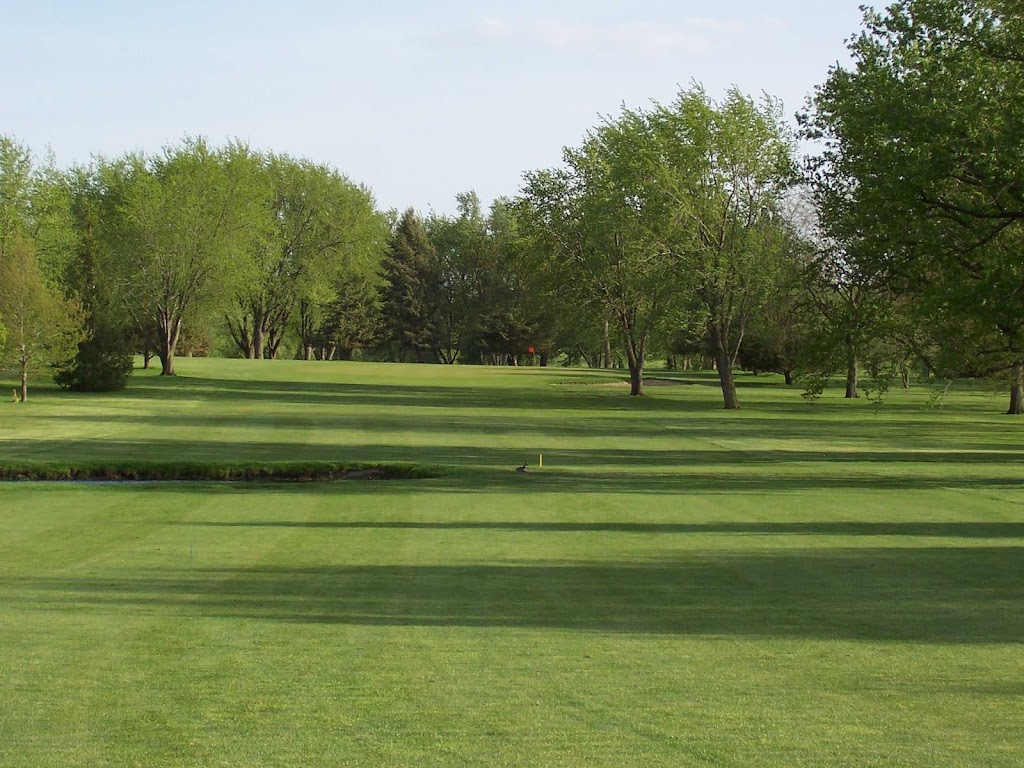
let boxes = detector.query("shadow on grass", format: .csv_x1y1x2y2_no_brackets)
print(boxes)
127,376,675,412
123,373,961,420
25,408,1024,450
11,547,1023,643
180,520,1024,538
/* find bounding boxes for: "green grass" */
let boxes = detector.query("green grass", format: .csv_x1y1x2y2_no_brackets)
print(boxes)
0,460,436,482
0,359,1021,766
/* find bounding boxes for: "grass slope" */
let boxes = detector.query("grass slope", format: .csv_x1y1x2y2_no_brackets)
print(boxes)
0,359,1021,767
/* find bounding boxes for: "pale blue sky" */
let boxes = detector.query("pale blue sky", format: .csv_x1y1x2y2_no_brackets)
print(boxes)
2,1,867,213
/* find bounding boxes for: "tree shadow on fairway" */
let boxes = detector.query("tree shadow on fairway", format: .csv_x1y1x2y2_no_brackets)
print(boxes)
19,415,1024,461
127,375,681,413
183,520,1024,538
124,373,965,421
12,547,1023,644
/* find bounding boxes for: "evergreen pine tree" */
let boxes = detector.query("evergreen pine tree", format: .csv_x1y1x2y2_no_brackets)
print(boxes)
380,209,440,362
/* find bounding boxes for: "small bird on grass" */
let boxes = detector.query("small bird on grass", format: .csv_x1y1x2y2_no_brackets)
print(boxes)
515,463,528,473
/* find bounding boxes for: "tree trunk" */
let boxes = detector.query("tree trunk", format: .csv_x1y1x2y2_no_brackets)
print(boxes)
302,345,314,361
265,328,283,359
539,352,549,367
20,365,28,403
603,320,613,369
845,358,859,399
710,327,740,410
252,324,265,360
225,304,257,358
157,313,180,376
1008,362,1023,415
627,356,644,396
714,349,739,409
624,337,645,397
784,369,794,386
158,350,175,376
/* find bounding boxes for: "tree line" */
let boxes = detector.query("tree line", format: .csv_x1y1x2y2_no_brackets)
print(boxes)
1,0,1021,412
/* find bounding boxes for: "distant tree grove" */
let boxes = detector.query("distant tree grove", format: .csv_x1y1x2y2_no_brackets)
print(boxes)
0,0,1021,411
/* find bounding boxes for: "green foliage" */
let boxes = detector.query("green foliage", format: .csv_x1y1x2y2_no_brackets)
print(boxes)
380,209,441,362
310,271,382,360
99,139,271,375
0,138,83,383
54,165,137,391
804,0,1024,407
53,326,134,392
645,87,797,407
0,136,36,265
0,237,85,400
227,154,387,361
0,136,78,279
735,241,816,385
521,115,681,393
522,86,796,402
424,193,542,365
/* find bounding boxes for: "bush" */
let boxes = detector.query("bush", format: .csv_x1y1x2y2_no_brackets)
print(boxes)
54,330,134,392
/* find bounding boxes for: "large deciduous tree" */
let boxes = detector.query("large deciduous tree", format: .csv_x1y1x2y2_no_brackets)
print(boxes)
523,87,795,403
521,116,681,396
804,0,1024,412
226,155,386,361
103,139,269,376
646,87,796,409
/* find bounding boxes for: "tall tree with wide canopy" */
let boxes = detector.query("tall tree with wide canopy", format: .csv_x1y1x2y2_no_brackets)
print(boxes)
804,0,1024,412
102,139,269,375
523,87,794,403
645,87,796,409
521,113,681,396
226,154,386,360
